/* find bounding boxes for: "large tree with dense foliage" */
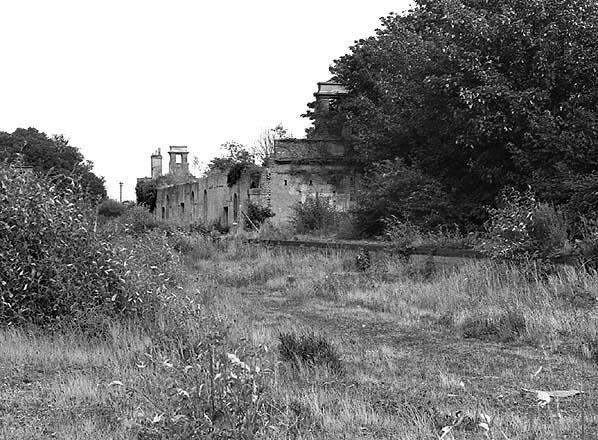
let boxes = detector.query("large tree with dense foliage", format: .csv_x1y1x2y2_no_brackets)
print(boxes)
0,127,106,199
307,0,598,226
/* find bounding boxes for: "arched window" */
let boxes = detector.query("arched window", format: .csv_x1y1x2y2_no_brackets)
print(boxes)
166,195,170,220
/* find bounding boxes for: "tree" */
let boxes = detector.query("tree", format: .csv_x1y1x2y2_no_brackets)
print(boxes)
251,124,289,165
207,141,256,186
307,0,598,226
135,179,157,212
0,127,106,199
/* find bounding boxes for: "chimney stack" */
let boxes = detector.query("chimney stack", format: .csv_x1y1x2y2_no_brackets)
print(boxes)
151,148,162,179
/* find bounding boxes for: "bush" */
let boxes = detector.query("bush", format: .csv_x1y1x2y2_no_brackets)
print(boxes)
565,172,598,230
0,162,177,329
481,188,569,261
278,331,343,374
291,196,340,234
116,204,160,233
244,201,275,229
97,199,127,218
353,159,453,236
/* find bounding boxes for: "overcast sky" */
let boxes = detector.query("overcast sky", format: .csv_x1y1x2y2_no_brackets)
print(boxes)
1,1,411,200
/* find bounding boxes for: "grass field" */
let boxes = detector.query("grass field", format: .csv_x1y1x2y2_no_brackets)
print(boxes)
2,238,597,439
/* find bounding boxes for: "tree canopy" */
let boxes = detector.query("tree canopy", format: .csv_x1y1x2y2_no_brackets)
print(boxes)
0,127,106,199
307,0,598,226
207,141,258,186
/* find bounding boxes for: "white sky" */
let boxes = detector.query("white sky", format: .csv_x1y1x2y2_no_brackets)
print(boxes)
0,1,411,200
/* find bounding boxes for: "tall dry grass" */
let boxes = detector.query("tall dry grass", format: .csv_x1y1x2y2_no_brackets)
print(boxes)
2,234,597,439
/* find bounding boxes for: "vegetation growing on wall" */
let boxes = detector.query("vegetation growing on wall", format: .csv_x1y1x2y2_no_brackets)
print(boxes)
206,141,257,186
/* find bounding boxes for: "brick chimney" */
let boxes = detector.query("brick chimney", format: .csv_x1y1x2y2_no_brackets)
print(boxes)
151,148,162,179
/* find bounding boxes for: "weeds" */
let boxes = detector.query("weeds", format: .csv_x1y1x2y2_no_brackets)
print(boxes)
278,332,343,375
291,196,341,235
461,310,527,342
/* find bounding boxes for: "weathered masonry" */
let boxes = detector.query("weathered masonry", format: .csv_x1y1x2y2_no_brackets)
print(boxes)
138,81,357,228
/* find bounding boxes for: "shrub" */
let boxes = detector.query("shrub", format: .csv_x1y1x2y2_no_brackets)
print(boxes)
353,159,453,236
244,201,275,229
97,199,127,218
565,172,598,228
118,204,160,233
481,188,569,261
0,162,177,329
278,331,343,374
291,196,339,234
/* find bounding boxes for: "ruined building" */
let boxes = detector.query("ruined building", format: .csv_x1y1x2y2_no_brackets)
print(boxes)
138,81,357,228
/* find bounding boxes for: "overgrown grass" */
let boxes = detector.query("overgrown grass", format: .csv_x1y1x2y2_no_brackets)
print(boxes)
3,235,598,438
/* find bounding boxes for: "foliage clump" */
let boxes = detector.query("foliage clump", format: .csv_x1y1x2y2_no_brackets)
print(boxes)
278,331,343,374
97,199,127,218
135,178,157,212
481,188,569,261
244,201,275,229
291,196,340,234
0,162,177,328
354,159,452,236
207,141,256,187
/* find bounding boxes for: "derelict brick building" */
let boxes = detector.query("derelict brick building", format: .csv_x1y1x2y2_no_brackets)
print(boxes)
139,81,357,228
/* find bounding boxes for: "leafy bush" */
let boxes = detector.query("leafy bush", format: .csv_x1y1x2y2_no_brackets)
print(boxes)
244,201,275,229
0,163,178,329
97,199,127,218
291,196,339,234
353,159,452,236
117,204,160,233
481,188,569,261
278,331,343,374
